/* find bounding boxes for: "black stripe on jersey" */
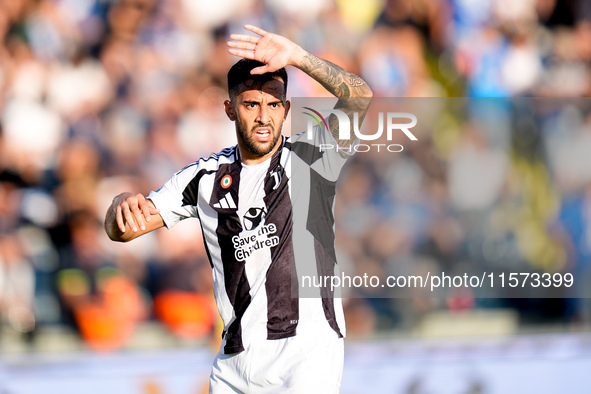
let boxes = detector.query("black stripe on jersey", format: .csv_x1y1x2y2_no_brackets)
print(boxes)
307,169,337,259
314,237,343,338
213,160,251,354
308,168,343,338
205,146,235,161
290,140,325,166
180,167,218,269
172,147,235,179
263,141,299,340
181,147,238,207
181,168,216,208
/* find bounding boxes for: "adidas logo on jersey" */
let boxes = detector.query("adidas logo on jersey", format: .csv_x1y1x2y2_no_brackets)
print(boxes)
213,192,236,209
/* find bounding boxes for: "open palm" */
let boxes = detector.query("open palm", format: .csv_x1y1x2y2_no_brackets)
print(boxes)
227,25,299,74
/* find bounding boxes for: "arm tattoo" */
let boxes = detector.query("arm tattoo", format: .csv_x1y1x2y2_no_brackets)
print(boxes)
299,53,369,98
299,53,372,148
348,76,366,87
301,53,323,69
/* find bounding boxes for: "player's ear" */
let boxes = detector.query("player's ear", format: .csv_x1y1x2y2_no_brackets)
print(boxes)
284,100,290,120
224,100,236,121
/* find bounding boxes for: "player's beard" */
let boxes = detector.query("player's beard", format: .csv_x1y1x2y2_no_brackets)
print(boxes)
237,121,282,157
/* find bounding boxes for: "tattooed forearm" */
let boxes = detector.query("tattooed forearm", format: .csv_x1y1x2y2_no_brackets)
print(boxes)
296,50,373,149
348,76,366,87
298,53,371,98
300,53,323,69
335,83,350,98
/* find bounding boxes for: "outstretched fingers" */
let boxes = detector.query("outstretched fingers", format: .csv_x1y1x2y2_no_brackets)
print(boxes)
243,24,268,36
227,48,256,60
227,34,257,59
227,24,296,73
227,41,257,51
226,25,269,59
228,34,259,44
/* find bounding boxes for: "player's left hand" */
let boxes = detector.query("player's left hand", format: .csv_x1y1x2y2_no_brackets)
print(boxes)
227,25,302,74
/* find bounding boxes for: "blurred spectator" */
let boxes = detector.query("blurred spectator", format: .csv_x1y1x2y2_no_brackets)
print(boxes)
0,234,36,338
0,171,36,340
360,25,437,96
448,123,508,212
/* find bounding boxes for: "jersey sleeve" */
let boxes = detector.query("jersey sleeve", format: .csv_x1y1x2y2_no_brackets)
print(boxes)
147,162,201,229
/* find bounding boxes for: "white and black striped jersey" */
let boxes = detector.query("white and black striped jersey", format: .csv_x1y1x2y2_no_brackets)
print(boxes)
148,126,350,354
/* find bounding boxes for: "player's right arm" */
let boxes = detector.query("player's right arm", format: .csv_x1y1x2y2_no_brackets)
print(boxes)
104,192,164,242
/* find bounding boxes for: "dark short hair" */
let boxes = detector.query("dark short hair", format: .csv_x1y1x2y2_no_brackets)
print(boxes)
227,59,288,99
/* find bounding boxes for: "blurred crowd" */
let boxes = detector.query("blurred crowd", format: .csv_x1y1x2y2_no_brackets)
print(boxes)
0,0,590,350
336,98,591,336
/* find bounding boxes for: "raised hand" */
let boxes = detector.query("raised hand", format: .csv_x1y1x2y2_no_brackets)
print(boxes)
226,24,372,150
227,25,302,74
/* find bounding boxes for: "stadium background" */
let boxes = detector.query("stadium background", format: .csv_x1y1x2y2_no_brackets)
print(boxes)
1,0,591,392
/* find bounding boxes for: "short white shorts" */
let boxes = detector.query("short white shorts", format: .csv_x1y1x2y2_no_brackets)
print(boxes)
209,324,344,393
